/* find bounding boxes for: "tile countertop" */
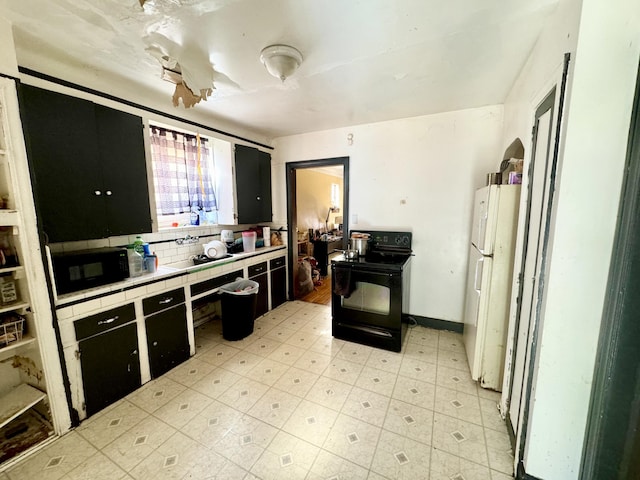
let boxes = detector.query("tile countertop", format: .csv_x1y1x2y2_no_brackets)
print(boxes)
54,245,287,307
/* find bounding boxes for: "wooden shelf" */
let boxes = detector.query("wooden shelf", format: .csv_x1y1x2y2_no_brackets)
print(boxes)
0,210,19,227
0,335,36,361
0,265,23,275
0,384,46,429
0,300,28,315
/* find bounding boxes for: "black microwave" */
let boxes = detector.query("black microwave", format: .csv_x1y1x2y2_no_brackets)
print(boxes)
52,247,130,295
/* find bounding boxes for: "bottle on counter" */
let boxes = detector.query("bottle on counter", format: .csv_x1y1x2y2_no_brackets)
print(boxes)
130,236,147,274
190,206,200,226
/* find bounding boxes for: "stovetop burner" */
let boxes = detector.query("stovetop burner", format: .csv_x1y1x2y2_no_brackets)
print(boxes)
332,230,413,271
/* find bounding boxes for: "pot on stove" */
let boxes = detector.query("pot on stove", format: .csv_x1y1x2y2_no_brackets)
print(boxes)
349,237,369,256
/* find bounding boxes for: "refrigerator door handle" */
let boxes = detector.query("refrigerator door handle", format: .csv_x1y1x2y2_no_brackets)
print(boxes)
477,215,488,253
474,257,484,292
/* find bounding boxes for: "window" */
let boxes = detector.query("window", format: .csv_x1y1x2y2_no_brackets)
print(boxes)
331,183,340,208
149,125,216,212
149,124,236,228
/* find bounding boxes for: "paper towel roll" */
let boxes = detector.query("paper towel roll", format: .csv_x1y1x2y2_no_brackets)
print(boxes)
263,227,271,246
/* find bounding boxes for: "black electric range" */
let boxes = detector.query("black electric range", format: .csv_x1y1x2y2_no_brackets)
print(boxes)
331,230,412,352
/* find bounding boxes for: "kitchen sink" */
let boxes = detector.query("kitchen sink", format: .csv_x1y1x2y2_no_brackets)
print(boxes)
164,255,235,271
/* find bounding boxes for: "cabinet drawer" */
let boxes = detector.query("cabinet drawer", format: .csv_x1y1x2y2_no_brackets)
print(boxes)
190,269,243,297
248,261,267,277
270,256,285,269
74,303,135,341
143,288,185,316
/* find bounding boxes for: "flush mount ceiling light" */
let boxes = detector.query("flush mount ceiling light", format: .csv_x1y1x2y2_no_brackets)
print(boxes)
260,44,303,82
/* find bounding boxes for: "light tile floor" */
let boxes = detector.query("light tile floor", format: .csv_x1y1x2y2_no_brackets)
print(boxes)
2,301,515,480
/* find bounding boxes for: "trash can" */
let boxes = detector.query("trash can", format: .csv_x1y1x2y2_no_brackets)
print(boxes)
219,278,259,341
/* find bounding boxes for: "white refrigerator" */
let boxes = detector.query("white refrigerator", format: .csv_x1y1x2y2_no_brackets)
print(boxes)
463,184,520,390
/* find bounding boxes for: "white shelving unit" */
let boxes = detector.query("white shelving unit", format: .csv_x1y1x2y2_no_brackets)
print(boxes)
0,78,71,470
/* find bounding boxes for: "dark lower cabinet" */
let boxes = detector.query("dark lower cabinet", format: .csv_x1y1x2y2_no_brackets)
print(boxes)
270,257,286,309
145,303,189,378
79,323,141,417
249,262,269,318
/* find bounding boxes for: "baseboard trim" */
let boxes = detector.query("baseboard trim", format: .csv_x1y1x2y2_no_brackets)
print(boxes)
408,314,464,333
517,461,543,480
506,411,516,450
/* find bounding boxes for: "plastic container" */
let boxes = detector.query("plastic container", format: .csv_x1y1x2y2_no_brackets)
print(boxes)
133,236,145,254
242,231,256,252
144,255,157,273
127,246,144,277
219,278,259,341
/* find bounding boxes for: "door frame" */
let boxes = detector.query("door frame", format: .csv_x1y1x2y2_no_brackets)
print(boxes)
286,157,349,301
505,54,570,476
580,60,640,480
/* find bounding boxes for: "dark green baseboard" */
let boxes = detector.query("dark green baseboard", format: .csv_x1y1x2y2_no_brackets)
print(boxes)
517,462,543,480
406,314,464,333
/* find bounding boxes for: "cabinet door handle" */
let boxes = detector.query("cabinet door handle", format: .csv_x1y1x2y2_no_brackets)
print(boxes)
159,297,173,304
131,349,138,355
153,341,158,346
97,315,118,325
105,190,112,196
94,190,102,196
256,196,261,201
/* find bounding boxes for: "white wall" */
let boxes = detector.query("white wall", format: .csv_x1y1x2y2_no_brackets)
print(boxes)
273,106,504,322
525,0,640,477
0,19,19,78
499,0,640,476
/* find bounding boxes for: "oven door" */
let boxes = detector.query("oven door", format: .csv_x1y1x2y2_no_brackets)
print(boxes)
331,265,404,350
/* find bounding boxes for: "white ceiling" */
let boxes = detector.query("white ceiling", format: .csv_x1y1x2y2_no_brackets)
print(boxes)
0,0,559,139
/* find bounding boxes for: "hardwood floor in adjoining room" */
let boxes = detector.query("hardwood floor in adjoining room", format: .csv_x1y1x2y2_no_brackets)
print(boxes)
299,273,332,305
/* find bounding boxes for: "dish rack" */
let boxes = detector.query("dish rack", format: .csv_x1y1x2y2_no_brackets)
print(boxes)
0,316,24,347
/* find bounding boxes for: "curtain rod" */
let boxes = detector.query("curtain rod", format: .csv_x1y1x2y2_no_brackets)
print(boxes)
17,67,274,151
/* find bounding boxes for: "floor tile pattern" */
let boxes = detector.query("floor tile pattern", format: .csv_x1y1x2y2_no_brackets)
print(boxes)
3,301,514,479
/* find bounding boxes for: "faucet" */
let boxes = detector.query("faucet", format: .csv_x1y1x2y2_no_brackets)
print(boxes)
175,234,200,245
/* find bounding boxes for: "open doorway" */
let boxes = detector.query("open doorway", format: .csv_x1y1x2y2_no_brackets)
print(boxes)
286,157,349,305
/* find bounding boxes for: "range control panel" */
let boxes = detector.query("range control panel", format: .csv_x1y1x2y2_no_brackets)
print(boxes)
351,230,412,250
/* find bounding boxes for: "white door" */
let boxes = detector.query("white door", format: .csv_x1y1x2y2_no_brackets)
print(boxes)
508,86,559,466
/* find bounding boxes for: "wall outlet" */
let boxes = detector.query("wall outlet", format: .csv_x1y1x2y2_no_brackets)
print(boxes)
351,213,358,224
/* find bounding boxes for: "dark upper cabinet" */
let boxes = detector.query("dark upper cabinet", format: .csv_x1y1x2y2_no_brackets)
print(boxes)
235,144,272,224
19,84,152,242
94,105,151,237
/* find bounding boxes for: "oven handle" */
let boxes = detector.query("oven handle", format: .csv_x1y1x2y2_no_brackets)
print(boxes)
349,268,401,277
337,322,393,338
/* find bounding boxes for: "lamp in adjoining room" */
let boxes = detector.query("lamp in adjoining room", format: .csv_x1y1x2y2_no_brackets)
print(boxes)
325,207,340,233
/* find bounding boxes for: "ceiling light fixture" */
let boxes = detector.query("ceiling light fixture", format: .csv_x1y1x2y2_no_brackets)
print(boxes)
260,44,303,82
